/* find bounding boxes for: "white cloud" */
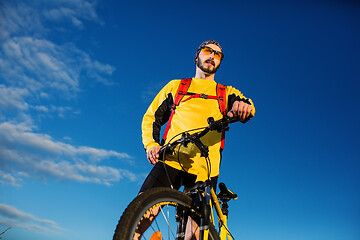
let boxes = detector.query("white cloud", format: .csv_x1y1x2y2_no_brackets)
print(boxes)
1,36,115,96
0,0,114,116
0,0,135,187
43,1,102,29
0,85,29,110
0,0,102,40
0,0,114,97
0,203,63,233
0,1,44,40
0,122,135,186
0,122,131,159
2,37,76,95
0,170,22,187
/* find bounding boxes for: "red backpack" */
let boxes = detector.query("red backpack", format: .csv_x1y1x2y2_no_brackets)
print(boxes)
161,78,227,148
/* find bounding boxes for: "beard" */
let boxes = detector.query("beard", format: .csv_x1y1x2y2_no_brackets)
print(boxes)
196,58,220,74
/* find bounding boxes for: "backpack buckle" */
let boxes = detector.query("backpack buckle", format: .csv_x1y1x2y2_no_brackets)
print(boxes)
199,93,208,99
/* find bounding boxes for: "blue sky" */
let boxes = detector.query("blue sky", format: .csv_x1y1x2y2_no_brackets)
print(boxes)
0,0,359,239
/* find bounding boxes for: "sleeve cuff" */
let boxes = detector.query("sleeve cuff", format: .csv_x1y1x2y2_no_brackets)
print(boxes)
145,142,161,153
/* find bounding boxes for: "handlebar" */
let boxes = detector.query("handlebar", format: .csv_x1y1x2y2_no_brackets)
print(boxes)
159,116,240,158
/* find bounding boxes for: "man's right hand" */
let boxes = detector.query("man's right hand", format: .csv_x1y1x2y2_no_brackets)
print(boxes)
147,146,161,165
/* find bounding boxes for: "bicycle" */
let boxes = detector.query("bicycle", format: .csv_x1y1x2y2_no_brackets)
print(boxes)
113,116,240,240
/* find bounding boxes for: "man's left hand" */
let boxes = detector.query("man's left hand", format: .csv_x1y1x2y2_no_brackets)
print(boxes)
227,100,253,121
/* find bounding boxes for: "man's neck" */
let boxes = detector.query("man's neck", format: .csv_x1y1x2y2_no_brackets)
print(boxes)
194,69,215,80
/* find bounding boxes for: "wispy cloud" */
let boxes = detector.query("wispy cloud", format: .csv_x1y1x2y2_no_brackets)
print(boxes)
141,80,170,103
0,85,29,111
0,0,102,40
0,0,114,96
1,36,115,98
0,203,63,233
0,121,136,186
42,0,103,29
0,0,136,187
0,170,22,187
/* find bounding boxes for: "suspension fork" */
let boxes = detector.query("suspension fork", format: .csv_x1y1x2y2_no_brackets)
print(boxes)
176,180,213,240
175,205,188,240
198,180,212,240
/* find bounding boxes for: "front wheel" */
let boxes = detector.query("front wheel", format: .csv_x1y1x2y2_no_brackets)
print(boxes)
113,187,220,240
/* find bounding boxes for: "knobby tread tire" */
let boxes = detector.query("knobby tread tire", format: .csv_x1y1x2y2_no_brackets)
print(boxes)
113,187,220,240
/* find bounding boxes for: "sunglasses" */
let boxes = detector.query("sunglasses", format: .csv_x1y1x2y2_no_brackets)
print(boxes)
201,46,224,61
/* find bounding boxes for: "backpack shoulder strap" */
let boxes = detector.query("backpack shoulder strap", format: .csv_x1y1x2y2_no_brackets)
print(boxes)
161,78,192,145
217,83,227,115
216,83,227,150
161,79,227,146
173,78,192,108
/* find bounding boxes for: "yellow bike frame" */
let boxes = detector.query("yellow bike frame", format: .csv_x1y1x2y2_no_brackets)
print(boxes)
210,188,233,240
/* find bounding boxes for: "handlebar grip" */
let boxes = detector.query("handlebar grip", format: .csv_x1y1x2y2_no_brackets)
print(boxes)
225,116,241,124
207,116,240,131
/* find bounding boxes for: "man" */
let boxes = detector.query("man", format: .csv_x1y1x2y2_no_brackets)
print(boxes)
138,40,255,238
141,40,255,191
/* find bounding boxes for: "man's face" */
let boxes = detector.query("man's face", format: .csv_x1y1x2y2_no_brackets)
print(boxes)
196,44,223,74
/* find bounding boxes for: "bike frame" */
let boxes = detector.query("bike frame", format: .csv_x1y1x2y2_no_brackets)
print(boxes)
210,188,233,240
162,116,239,240
181,180,235,240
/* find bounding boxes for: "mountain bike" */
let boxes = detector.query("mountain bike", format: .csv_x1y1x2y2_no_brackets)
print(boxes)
113,116,240,240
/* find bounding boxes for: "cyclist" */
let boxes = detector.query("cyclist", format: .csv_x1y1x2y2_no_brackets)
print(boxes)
138,40,255,238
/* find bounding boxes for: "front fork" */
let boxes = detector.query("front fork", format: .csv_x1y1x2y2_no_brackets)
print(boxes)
176,182,234,240
175,180,213,240
175,206,188,239
199,181,212,240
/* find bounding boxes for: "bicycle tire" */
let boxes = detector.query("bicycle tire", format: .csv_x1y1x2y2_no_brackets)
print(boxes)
113,187,220,240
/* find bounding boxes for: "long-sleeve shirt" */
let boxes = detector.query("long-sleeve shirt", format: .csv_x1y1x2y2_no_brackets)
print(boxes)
142,78,255,181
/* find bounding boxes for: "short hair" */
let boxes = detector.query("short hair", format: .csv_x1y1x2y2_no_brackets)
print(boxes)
195,40,223,61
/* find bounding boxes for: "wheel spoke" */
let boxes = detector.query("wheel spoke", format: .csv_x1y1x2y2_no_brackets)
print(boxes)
159,205,176,239
113,188,221,240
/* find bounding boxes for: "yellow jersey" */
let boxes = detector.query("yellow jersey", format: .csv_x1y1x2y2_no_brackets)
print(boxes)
142,78,255,181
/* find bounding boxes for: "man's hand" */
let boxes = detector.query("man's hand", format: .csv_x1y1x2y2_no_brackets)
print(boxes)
227,100,253,121
147,146,161,165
